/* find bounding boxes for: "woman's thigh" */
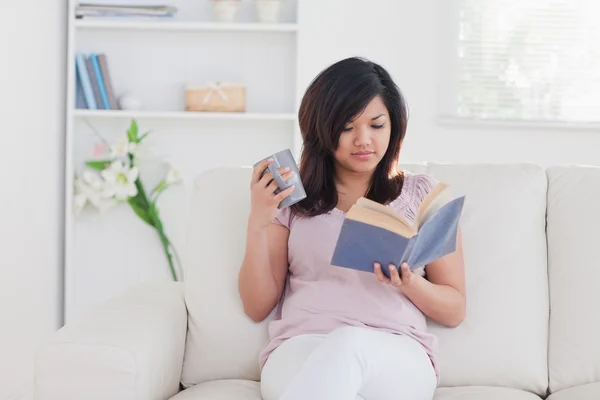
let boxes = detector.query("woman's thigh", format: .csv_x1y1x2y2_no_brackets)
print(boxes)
260,327,437,400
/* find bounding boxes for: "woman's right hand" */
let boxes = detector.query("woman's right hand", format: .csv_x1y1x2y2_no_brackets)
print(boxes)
248,158,296,230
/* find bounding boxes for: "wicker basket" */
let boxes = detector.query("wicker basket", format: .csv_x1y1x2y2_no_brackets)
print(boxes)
185,83,246,112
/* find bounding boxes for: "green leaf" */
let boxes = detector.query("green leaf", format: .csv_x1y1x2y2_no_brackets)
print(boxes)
134,179,150,208
151,180,167,195
137,130,151,143
148,203,163,227
85,160,112,171
127,119,139,142
127,198,154,227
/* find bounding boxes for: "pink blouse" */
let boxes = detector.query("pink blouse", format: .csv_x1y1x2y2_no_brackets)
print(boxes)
259,171,441,380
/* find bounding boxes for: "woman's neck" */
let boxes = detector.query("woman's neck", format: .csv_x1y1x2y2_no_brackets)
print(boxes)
334,168,373,210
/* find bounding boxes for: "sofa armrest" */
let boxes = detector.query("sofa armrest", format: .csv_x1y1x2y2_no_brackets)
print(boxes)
34,282,187,400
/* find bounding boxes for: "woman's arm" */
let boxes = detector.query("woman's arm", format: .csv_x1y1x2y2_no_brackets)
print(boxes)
238,222,290,323
239,158,294,323
374,227,466,328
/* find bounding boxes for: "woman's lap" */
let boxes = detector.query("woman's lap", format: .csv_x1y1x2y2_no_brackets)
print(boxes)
260,326,437,400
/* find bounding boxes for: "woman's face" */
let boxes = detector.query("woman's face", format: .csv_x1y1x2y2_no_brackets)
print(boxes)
333,95,391,175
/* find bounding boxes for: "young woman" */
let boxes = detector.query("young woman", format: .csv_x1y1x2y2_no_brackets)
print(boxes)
238,57,466,400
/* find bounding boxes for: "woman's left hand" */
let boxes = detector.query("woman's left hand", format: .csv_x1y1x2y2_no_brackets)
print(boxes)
374,262,420,290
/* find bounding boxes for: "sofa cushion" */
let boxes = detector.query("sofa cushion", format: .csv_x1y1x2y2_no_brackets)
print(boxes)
434,386,542,399
170,380,261,400
546,383,600,400
181,167,269,387
547,166,600,393
402,163,549,396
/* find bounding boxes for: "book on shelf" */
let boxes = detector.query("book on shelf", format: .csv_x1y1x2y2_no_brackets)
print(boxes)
75,52,118,110
330,181,465,277
75,3,178,19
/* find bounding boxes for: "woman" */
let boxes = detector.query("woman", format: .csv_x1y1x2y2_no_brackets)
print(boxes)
238,57,466,400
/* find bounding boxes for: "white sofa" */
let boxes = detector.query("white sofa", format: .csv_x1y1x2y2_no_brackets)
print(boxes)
34,163,600,399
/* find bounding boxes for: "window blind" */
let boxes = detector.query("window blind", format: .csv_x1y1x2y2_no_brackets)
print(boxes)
442,0,600,124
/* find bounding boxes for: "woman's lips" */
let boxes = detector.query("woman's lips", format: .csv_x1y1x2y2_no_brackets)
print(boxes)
351,151,374,160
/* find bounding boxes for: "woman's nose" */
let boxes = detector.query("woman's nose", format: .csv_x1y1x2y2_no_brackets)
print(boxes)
354,127,371,146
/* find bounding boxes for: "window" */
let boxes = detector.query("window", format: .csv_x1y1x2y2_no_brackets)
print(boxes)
438,0,600,126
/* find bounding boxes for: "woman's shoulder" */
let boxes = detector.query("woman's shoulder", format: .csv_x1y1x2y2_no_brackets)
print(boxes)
272,206,294,229
390,170,440,219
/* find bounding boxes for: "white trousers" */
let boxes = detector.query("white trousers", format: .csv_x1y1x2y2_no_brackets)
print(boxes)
261,326,437,400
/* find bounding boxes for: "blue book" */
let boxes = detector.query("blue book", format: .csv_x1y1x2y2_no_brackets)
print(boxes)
75,69,86,109
75,53,97,109
330,182,465,278
89,53,111,110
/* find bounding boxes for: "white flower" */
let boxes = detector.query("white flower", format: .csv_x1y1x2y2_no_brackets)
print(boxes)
101,160,139,200
130,141,154,161
110,136,136,158
73,193,88,215
166,164,182,184
74,170,116,214
82,169,103,191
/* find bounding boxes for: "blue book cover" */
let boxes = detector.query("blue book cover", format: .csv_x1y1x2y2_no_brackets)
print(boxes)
75,69,86,109
330,182,465,278
75,53,97,109
90,53,111,110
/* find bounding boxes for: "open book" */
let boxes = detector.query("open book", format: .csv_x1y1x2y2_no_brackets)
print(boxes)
330,181,465,277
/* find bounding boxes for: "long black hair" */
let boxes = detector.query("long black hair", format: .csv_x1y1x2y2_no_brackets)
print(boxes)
292,57,409,217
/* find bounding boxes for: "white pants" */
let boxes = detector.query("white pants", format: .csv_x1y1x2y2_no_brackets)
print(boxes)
261,326,437,400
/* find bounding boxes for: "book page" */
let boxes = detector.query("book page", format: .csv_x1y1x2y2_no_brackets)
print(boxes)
416,183,453,228
355,197,414,232
347,202,416,238
406,196,465,269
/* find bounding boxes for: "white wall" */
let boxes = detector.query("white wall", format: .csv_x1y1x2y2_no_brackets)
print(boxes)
0,1,65,397
296,0,600,168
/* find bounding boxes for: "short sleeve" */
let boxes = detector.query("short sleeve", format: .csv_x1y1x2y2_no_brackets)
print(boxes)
413,174,439,203
404,173,440,223
272,206,292,229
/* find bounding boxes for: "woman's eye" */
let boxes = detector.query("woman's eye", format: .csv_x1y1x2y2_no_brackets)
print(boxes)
343,126,353,132
372,124,385,129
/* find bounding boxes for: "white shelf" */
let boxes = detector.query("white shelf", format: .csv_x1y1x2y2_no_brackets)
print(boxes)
74,19,298,32
65,0,300,323
73,109,297,121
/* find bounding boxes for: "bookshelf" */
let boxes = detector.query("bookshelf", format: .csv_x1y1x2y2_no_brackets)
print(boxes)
74,19,299,32
65,0,301,323
73,109,297,121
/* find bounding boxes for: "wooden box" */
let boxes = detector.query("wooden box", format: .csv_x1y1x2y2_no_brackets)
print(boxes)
185,83,246,112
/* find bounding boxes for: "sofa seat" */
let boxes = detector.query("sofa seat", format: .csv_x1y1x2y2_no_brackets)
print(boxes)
170,381,543,400
171,380,262,400
546,382,600,400
434,386,542,399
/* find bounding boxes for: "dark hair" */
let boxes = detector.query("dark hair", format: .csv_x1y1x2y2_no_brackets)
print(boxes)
292,57,408,217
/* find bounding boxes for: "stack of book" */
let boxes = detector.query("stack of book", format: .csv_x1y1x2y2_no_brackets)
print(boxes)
75,3,178,19
75,52,118,110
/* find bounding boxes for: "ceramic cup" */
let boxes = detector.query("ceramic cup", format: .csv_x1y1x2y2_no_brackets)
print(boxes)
254,148,307,209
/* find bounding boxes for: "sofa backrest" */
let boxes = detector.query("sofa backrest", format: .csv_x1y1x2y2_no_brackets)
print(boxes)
407,164,549,395
179,163,550,397
180,166,267,388
405,163,549,397
546,166,600,395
